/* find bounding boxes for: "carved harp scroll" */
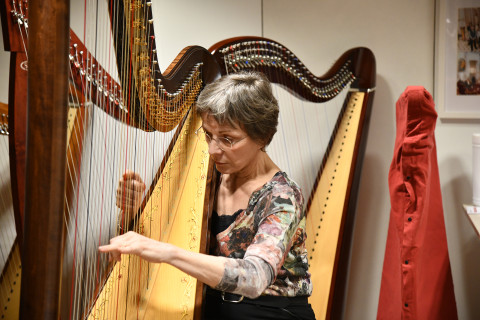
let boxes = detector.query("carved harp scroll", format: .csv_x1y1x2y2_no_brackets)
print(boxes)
210,37,376,319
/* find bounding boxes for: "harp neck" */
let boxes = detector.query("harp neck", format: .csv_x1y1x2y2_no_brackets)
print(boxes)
209,36,376,101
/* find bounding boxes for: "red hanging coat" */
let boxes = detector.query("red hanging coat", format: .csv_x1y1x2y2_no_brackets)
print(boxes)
377,86,457,320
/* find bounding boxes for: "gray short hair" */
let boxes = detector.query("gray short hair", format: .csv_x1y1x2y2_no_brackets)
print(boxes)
196,71,279,147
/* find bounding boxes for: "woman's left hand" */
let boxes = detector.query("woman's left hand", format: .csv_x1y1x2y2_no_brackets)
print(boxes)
98,231,172,263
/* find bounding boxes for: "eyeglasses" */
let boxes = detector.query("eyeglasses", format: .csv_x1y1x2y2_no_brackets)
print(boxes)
195,126,247,151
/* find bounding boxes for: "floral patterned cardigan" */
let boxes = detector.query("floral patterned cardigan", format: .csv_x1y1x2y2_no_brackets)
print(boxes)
211,171,313,299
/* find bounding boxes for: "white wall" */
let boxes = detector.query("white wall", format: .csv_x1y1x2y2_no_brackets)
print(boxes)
1,0,480,319
152,0,262,71
261,1,480,319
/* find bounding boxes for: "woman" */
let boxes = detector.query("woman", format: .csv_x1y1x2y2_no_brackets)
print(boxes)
99,72,316,320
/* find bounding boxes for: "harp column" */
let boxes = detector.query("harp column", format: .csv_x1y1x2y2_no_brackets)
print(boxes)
19,0,70,319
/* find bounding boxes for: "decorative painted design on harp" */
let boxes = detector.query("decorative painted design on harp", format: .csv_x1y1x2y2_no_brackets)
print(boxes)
210,37,376,319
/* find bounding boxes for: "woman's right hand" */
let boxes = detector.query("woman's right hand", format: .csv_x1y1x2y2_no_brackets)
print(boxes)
116,170,146,216
99,231,173,263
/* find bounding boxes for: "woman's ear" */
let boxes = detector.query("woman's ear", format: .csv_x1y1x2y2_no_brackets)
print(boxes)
259,140,267,152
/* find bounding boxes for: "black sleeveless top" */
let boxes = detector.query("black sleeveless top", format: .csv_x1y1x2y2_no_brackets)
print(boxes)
211,209,243,236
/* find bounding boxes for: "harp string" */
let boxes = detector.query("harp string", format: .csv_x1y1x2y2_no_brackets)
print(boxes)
12,0,28,59
63,1,119,318
0,117,11,266
0,109,22,319
0,118,13,275
65,67,84,320
270,78,349,207
123,2,146,315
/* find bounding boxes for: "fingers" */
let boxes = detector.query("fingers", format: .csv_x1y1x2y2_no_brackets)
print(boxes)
116,188,140,201
123,169,137,180
116,170,146,211
118,178,146,192
98,232,139,261
99,243,122,262
116,189,143,212
99,232,165,264
116,193,138,208
122,171,146,188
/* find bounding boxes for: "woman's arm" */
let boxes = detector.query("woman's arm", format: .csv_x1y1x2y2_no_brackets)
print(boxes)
100,175,302,299
98,231,227,289
98,231,273,298
234,181,305,297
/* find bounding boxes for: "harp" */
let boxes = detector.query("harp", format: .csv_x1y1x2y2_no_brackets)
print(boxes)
209,37,376,319
4,1,375,320
15,0,223,318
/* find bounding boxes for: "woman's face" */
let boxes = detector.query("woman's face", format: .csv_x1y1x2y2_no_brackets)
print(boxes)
200,114,264,175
